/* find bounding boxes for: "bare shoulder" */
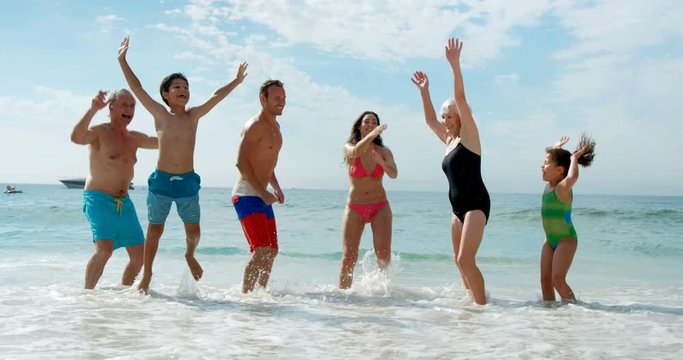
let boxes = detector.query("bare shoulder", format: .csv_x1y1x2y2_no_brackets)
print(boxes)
89,123,108,132
128,129,153,139
243,116,265,132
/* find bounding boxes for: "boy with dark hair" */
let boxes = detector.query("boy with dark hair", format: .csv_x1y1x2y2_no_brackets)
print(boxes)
118,36,248,294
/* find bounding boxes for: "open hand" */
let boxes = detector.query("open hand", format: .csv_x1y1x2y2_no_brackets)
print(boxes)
445,37,463,66
372,123,388,137
411,71,429,91
118,36,130,60
573,146,589,159
554,136,569,149
91,90,110,111
235,62,248,84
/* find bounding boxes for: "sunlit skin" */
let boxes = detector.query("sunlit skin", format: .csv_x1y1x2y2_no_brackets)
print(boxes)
70,89,158,290
540,137,591,303
117,35,248,294
410,37,488,305
339,112,398,289
163,78,190,108
235,83,286,293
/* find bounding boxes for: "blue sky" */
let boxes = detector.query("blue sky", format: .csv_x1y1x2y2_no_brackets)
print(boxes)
2,0,682,196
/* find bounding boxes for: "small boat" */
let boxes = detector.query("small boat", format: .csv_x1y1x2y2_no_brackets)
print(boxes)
4,185,23,194
59,178,134,190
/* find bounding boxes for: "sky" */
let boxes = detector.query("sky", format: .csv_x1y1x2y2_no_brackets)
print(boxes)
1,0,682,196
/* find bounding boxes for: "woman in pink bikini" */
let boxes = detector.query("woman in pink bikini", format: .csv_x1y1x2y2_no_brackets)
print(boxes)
339,111,398,289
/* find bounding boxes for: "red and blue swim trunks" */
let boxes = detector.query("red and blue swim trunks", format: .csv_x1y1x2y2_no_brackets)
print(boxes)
231,195,278,253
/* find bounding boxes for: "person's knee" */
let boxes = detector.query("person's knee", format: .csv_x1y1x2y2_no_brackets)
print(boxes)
253,247,276,261
375,249,391,262
551,273,567,288
540,273,553,287
95,248,113,262
186,227,200,242
456,254,475,271
148,224,164,236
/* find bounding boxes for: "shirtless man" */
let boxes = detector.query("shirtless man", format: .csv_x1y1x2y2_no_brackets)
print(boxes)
232,80,286,293
71,89,158,289
117,36,248,293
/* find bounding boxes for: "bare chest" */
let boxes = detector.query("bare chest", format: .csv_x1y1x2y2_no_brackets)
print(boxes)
158,117,198,143
95,131,138,163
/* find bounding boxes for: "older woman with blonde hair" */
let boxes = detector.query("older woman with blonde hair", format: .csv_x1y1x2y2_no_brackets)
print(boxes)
411,38,490,304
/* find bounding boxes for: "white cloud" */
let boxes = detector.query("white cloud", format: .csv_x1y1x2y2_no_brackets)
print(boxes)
211,0,553,65
96,14,124,33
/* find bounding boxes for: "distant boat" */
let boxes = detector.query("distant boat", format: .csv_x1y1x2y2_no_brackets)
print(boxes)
59,178,134,190
4,185,22,194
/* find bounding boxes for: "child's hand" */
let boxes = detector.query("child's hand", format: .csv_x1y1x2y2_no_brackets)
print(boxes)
573,146,589,159
554,136,569,148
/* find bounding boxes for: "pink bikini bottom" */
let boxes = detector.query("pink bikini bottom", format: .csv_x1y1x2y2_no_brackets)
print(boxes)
347,200,389,223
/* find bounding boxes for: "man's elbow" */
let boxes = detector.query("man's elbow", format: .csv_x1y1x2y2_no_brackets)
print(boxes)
70,134,84,145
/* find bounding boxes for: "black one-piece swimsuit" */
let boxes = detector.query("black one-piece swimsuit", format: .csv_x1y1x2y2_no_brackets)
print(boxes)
441,142,490,223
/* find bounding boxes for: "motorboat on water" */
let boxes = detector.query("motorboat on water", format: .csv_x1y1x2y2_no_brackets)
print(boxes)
4,185,23,194
59,178,134,190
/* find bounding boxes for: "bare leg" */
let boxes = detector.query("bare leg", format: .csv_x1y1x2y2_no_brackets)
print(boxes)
256,247,278,288
456,211,487,305
370,205,392,270
243,247,277,293
121,244,144,286
138,223,164,294
84,240,114,289
450,215,469,290
184,223,203,281
339,207,364,289
552,237,578,302
540,241,556,302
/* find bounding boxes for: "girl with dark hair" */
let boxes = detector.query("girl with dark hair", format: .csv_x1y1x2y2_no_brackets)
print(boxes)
540,134,595,303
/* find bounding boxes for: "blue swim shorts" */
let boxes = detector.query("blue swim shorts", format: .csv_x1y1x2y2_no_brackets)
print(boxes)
82,190,144,249
147,169,201,224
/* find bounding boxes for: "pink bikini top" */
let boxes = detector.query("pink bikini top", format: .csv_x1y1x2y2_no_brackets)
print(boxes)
349,156,384,178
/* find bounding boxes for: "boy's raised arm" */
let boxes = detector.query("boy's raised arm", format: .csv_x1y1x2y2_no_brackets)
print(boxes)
192,62,248,119
117,36,167,119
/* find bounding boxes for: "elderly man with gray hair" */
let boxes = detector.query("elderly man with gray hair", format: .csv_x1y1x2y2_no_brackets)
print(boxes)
71,89,158,289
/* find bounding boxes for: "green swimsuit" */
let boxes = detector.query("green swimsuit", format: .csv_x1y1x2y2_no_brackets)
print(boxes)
541,189,577,250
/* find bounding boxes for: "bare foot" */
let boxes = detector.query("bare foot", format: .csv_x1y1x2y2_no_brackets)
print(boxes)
185,255,203,281
138,274,151,294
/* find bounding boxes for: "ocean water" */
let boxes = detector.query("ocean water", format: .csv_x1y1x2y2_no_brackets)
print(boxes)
1,184,682,359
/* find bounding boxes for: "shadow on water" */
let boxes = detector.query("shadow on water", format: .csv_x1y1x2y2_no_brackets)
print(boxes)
578,301,683,316
491,297,683,316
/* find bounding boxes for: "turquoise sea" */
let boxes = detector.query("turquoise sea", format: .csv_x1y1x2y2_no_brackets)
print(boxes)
1,184,682,359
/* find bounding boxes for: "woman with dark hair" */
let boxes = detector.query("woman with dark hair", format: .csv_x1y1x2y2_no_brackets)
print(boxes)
339,111,398,289
411,38,490,304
